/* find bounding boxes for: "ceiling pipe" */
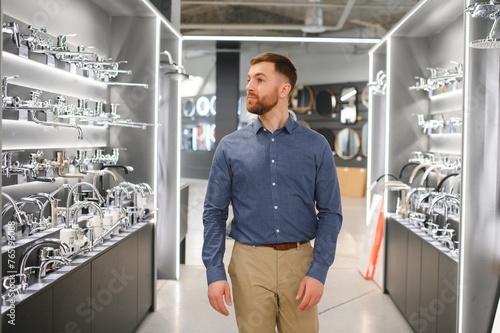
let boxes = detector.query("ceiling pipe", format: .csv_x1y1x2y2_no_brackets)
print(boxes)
182,0,356,32
181,1,414,10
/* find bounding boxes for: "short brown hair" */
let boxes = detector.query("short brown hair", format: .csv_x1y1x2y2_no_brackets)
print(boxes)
250,52,297,96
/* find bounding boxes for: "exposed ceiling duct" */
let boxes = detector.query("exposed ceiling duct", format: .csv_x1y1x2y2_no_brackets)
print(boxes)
302,0,326,33
180,0,418,37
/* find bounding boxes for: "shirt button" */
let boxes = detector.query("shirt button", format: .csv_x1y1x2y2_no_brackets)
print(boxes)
274,206,278,209
272,182,276,186
271,159,275,163
276,229,280,233
271,138,275,142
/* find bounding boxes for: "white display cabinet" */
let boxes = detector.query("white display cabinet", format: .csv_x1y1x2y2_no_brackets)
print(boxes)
1,0,181,331
368,0,500,332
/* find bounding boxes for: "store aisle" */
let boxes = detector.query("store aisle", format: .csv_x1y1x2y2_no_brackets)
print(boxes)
136,178,413,333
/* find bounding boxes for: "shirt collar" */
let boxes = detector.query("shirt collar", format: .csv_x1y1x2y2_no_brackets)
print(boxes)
253,115,296,134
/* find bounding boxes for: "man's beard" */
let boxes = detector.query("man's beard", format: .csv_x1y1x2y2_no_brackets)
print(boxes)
247,90,279,116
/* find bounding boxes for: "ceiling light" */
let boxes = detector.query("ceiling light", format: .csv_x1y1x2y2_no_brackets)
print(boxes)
182,35,380,44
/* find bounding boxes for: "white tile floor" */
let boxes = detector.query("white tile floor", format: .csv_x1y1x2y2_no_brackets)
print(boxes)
136,178,413,333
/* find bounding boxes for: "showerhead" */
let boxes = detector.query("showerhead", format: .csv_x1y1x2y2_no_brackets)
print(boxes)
465,1,500,19
160,50,193,80
469,38,500,48
163,70,191,81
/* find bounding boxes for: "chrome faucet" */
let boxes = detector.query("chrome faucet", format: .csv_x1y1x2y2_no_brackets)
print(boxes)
426,193,461,226
37,247,71,278
2,192,28,228
65,182,105,228
18,238,70,289
93,216,129,247
49,183,73,225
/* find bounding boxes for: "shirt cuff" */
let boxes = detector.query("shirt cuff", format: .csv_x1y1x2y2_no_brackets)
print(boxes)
306,261,329,285
206,265,227,285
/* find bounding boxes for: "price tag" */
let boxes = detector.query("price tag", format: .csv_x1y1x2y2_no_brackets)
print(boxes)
46,54,55,67
87,70,94,80
70,63,77,75
19,44,29,58
69,117,76,125
18,109,28,121
17,174,27,184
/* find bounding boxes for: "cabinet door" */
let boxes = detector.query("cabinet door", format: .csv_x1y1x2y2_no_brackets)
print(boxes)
419,242,439,333
53,264,91,333
2,288,52,333
91,234,139,333
437,254,458,333
116,234,139,333
405,230,422,330
385,218,408,314
138,223,154,321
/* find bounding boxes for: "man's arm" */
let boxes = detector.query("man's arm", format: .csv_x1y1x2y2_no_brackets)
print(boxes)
306,141,343,284
202,142,232,283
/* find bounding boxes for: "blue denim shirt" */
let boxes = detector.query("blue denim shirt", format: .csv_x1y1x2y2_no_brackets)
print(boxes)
203,116,343,285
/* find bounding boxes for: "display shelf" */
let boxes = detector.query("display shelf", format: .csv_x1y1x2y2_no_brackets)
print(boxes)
1,0,182,330
368,0,465,332
369,0,500,332
2,51,108,101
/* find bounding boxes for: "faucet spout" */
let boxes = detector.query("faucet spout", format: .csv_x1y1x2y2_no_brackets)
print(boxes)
65,182,105,228
2,192,28,225
70,201,104,227
18,238,70,283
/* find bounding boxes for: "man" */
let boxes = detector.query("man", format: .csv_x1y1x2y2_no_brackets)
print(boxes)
202,52,343,333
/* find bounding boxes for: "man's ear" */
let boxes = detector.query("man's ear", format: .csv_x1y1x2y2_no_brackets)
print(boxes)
280,83,292,98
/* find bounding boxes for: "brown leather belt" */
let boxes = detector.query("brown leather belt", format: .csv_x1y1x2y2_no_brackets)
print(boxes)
260,241,309,251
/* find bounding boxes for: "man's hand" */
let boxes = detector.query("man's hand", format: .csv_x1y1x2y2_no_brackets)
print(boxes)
295,276,324,311
208,280,232,316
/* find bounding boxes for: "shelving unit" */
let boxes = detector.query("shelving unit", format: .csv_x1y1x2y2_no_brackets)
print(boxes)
1,0,182,331
368,0,500,332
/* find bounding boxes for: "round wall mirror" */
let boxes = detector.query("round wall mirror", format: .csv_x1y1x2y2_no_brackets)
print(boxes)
210,96,217,115
289,85,314,113
183,98,196,117
361,85,369,109
314,88,336,118
334,128,361,160
196,96,210,116
361,123,368,157
315,128,335,150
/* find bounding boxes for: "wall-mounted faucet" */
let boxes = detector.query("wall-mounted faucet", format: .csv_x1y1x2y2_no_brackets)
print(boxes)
32,110,84,140
49,151,85,179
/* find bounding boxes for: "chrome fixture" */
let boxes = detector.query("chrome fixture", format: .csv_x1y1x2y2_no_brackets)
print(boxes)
2,75,21,108
466,1,500,49
18,238,70,288
367,70,386,95
65,182,105,228
38,247,71,278
49,151,86,178
2,150,55,182
160,50,192,81
409,61,464,92
92,216,129,247
2,22,21,47
415,113,444,134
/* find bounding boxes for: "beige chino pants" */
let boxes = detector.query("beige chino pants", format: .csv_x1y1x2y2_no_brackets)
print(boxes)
228,241,319,333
